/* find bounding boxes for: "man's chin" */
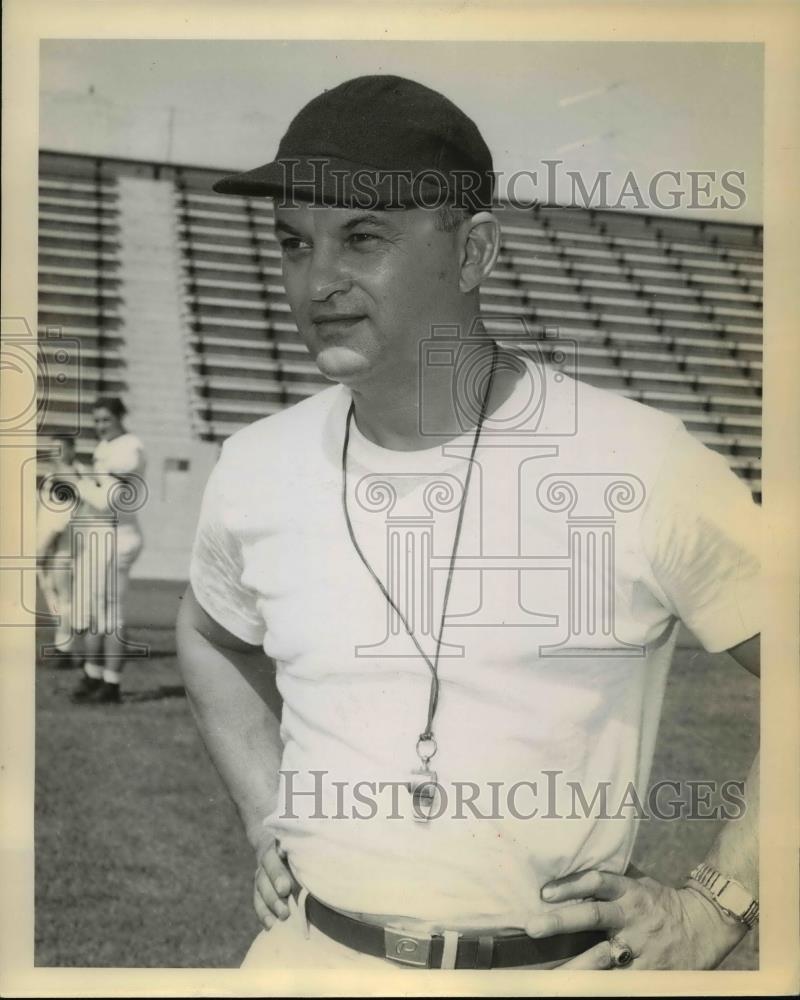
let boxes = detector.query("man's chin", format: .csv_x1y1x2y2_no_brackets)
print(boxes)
314,345,373,383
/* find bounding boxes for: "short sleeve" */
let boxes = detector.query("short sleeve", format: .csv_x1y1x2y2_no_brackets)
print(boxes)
189,455,266,647
96,434,145,476
640,425,761,653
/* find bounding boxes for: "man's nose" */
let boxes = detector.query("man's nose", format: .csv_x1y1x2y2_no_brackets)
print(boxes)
308,245,352,302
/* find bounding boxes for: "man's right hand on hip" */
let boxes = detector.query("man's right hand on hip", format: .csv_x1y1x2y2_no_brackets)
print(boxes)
253,838,293,930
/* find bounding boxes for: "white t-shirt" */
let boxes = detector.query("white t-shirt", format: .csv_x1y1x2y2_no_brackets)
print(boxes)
85,432,147,526
189,363,760,930
93,432,146,477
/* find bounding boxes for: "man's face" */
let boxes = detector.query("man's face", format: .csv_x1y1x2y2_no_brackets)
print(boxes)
92,406,120,441
274,204,463,386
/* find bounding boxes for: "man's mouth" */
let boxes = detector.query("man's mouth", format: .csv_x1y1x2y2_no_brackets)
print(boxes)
311,314,366,335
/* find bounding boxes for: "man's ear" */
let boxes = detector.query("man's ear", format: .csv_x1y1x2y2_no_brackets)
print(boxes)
458,212,501,293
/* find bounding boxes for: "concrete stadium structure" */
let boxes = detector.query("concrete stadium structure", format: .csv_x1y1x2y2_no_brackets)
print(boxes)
38,151,763,584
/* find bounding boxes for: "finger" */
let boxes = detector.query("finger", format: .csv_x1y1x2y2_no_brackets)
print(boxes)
256,868,290,919
254,896,275,930
558,941,620,970
253,839,292,921
542,869,629,903
262,846,292,897
253,888,276,931
526,900,625,938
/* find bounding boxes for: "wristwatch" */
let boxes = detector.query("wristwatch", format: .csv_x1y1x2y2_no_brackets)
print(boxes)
687,862,759,929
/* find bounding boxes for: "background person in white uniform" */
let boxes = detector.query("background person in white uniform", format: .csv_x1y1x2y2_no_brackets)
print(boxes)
71,396,147,705
37,436,89,668
177,76,760,971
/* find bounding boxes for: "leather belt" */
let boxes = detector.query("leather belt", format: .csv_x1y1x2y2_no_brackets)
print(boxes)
293,886,604,969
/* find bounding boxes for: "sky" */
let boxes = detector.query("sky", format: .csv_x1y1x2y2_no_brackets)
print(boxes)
40,40,763,223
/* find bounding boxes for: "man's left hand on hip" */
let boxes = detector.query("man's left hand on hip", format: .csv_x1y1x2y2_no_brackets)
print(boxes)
525,867,748,969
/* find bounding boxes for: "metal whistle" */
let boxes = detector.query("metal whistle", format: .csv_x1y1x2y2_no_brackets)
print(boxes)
408,766,439,823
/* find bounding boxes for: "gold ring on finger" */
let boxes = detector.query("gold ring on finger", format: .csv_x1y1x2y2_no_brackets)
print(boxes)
608,935,635,968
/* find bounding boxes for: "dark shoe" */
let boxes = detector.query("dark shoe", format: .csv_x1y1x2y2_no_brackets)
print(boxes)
70,672,104,703
54,653,80,671
92,681,121,704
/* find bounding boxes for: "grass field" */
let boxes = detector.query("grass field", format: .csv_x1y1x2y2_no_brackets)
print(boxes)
35,621,759,970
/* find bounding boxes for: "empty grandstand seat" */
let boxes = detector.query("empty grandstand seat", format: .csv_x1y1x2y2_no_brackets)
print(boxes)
35,152,763,504
38,155,128,451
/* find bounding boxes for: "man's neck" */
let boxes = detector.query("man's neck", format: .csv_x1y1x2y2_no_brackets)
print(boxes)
350,341,522,452
100,431,126,444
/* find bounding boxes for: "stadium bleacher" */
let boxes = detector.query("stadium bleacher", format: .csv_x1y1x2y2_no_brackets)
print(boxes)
38,159,127,460
38,151,763,501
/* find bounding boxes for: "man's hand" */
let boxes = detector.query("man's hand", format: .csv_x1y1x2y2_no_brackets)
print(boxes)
525,868,748,969
253,836,293,931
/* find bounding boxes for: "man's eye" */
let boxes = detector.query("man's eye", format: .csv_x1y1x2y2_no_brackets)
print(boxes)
348,231,379,245
279,238,308,253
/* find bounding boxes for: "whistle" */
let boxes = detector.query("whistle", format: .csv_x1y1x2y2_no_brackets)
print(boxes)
408,767,439,823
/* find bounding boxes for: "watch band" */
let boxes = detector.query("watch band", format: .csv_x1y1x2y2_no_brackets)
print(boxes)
687,862,759,929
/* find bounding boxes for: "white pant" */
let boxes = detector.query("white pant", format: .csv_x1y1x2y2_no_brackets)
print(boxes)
241,893,394,970
72,521,143,632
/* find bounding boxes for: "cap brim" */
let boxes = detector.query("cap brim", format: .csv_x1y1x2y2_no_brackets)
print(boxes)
212,155,490,210
212,159,300,197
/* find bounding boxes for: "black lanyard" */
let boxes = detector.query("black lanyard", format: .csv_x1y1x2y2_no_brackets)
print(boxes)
340,343,499,771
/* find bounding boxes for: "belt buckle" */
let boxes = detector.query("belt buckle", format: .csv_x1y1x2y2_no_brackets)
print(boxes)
384,928,433,968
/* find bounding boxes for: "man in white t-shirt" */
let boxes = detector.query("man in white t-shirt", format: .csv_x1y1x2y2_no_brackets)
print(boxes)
71,396,147,704
176,75,760,971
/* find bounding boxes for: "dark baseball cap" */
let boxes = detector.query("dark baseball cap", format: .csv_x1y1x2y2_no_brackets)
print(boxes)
212,74,495,211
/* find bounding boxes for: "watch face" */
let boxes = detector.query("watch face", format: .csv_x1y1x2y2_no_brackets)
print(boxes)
717,880,752,916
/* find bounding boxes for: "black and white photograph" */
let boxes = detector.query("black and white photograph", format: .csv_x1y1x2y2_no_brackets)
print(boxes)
2,1,798,996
